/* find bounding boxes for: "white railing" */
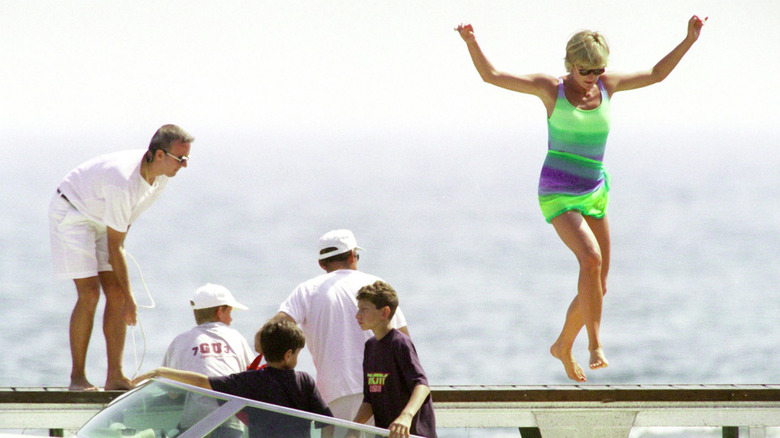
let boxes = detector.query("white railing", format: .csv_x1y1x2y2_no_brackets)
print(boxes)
1,385,778,437
431,384,780,438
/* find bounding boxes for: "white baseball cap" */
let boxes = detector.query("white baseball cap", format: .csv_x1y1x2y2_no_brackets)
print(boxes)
318,229,365,260
191,283,248,310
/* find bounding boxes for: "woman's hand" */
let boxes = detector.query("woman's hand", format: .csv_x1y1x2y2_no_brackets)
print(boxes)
454,23,475,42
687,15,707,42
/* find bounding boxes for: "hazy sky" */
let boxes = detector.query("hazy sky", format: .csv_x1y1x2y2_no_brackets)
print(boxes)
2,0,778,148
2,1,778,388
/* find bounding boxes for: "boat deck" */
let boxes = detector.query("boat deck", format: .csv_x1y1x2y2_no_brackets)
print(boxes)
1,384,778,437
433,383,780,402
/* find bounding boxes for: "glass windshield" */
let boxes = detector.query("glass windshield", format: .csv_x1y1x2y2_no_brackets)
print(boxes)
77,379,421,438
76,380,240,438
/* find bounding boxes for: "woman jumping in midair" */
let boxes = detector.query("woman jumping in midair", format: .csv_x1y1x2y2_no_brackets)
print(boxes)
456,16,705,382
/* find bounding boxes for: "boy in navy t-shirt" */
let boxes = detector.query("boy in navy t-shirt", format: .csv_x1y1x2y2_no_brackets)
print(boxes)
352,281,437,438
133,321,333,438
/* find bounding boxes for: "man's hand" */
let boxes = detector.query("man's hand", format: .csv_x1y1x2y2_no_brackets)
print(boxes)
123,295,138,326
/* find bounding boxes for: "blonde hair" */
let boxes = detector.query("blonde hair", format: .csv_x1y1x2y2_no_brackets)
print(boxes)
564,30,610,72
192,305,227,325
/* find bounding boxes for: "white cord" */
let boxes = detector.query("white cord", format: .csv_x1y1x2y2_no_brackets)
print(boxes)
129,316,146,379
123,249,155,379
124,250,156,310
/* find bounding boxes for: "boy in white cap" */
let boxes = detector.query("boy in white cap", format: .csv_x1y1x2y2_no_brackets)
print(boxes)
164,283,254,376
267,229,409,428
161,283,255,437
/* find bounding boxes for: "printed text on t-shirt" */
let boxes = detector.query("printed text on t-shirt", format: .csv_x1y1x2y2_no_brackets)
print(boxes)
192,342,233,356
367,372,389,393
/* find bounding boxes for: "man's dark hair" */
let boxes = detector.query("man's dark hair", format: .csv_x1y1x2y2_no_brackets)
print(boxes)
145,124,194,162
319,247,353,264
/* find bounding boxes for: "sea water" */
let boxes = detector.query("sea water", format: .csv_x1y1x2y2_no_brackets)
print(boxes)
1,127,778,436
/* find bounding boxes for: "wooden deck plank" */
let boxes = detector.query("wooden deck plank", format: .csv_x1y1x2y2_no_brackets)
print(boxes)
0,387,123,404
1,385,777,406
0,385,777,436
429,384,780,403
2,385,777,405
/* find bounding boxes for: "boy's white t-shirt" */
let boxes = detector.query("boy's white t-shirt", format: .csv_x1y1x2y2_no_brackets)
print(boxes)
162,321,254,431
58,149,168,232
279,269,407,403
162,321,255,376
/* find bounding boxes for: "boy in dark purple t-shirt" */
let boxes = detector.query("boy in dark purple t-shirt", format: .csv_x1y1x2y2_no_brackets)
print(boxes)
352,281,437,438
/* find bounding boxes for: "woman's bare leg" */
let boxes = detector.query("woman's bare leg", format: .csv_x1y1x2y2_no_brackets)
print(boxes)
550,295,587,382
584,214,610,296
549,212,609,380
582,215,611,369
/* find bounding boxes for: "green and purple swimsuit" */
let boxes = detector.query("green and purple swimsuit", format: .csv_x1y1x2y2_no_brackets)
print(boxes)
538,77,611,222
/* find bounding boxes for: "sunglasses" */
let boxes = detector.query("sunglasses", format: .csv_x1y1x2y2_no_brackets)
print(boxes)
165,151,189,164
578,67,606,76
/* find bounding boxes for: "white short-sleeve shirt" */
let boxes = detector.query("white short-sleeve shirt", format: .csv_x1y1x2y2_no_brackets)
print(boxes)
279,269,408,403
57,149,168,232
162,322,254,430
162,322,255,376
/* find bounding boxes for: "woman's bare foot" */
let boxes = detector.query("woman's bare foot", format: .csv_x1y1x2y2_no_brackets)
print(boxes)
69,376,98,391
105,376,133,391
550,342,586,382
589,347,609,370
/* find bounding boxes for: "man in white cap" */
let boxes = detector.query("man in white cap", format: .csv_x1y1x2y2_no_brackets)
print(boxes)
268,229,409,426
162,283,255,438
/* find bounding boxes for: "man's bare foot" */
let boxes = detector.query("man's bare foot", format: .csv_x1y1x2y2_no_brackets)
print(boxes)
550,342,586,382
69,376,98,391
589,347,609,370
105,376,133,391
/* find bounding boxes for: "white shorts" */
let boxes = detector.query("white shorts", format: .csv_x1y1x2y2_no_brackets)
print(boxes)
48,193,112,279
328,393,374,424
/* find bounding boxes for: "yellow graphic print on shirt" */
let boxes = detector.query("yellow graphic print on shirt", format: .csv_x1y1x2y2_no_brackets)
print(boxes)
367,372,389,393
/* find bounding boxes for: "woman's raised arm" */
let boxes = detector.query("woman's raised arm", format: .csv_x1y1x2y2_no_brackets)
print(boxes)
455,23,557,108
605,15,706,94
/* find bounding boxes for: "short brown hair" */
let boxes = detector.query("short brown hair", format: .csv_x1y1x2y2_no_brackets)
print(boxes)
145,124,194,162
260,320,306,362
356,280,399,319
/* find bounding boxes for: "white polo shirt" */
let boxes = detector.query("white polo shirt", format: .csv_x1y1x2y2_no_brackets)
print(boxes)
279,269,408,403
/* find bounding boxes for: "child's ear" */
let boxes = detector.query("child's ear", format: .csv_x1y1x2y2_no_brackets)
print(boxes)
284,349,294,360
381,306,391,320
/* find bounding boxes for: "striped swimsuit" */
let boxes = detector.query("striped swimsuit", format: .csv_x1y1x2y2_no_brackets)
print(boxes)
538,77,611,222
